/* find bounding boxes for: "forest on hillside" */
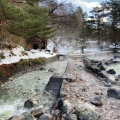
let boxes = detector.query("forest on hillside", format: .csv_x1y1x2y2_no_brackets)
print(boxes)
0,0,120,49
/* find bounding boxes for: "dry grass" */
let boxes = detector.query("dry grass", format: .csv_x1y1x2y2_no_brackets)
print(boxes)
0,52,5,59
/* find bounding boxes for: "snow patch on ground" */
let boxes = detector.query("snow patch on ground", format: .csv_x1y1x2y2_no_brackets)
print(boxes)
73,48,101,54
85,40,98,44
0,46,56,65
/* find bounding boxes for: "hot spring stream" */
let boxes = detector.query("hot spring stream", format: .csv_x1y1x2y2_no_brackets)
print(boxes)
0,60,68,120
86,52,120,74
0,52,120,120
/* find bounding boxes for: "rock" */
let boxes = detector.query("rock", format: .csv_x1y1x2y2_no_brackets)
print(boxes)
107,78,116,84
97,62,102,67
31,106,44,118
70,83,77,87
104,62,109,65
99,66,106,71
8,116,23,120
48,68,54,72
107,88,120,99
61,100,75,114
9,77,14,81
85,64,93,72
65,74,76,82
115,75,120,81
83,58,91,65
90,97,102,106
104,83,112,87
58,98,64,109
46,49,51,53
38,114,50,120
51,109,61,116
24,98,39,108
94,92,103,95
22,112,35,120
46,73,76,97
75,103,100,120
60,80,68,97
8,112,35,120
62,114,78,120
24,100,34,108
45,74,64,97
39,67,46,71
60,89,67,97
118,74,120,78
107,69,116,75
97,72,106,79
97,63,106,71
79,86,87,92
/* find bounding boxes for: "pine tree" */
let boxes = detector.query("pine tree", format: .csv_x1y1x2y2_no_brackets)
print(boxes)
0,0,54,45
103,0,120,42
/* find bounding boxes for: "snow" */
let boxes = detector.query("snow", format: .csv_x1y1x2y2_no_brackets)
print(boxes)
47,40,55,52
0,46,56,65
73,48,110,54
73,48,100,54
109,43,120,49
85,40,98,44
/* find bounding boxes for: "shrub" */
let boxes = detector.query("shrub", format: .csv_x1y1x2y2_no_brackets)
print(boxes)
17,57,46,67
10,51,16,56
7,44,13,50
0,52,5,59
21,51,28,56
0,64,16,78
0,57,47,84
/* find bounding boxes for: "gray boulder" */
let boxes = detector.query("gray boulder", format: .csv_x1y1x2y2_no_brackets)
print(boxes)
104,83,112,87
45,73,64,96
31,106,44,118
75,103,100,120
8,112,35,120
61,100,75,114
8,116,23,120
38,114,50,120
90,97,102,106
24,98,39,108
83,58,91,65
107,69,116,75
62,114,78,120
60,80,68,97
107,88,120,99
45,73,76,97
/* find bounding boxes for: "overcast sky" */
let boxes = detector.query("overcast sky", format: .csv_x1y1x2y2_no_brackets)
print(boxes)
57,0,108,14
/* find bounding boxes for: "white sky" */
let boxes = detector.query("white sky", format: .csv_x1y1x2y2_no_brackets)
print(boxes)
57,0,106,14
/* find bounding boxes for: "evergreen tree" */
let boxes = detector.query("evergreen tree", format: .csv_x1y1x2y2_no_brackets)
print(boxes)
103,0,120,42
0,0,54,45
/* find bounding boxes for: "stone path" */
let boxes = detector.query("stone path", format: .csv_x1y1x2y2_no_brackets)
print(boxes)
60,56,120,120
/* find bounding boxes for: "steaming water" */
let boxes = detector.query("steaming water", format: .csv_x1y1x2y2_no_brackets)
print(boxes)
106,64,120,75
85,52,114,61
85,52,120,75
0,60,68,120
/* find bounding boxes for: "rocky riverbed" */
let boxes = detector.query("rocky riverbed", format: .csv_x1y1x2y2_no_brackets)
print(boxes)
0,54,120,120
58,56,120,120
0,59,68,120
